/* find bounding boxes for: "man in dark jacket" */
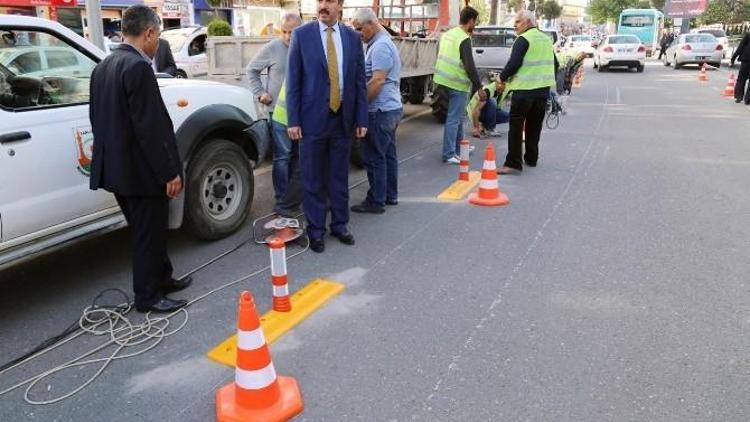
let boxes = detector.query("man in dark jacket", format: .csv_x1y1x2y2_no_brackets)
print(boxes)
89,5,190,313
731,32,750,104
154,38,177,76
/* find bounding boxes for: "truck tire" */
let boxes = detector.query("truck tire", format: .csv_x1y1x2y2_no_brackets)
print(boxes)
350,137,365,168
431,85,448,123
407,76,427,104
184,139,254,240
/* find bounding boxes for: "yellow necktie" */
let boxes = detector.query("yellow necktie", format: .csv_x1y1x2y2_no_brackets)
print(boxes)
326,27,341,113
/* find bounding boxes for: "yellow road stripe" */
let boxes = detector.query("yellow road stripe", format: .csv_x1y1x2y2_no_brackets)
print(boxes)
207,278,345,367
437,171,481,201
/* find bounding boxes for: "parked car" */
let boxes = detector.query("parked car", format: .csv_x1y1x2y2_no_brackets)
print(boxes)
470,25,516,80
161,26,208,78
593,34,646,72
694,28,728,58
563,35,595,58
663,33,723,69
0,15,270,270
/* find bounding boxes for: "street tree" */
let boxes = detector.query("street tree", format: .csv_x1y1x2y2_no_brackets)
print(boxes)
469,0,491,24
587,0,639,24
539,0,563,21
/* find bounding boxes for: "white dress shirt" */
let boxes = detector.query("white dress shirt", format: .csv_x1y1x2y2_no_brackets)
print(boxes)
318,20,344,98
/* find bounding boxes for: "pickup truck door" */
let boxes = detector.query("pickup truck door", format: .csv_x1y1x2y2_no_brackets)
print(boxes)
0,27,117,243
471,28,516,70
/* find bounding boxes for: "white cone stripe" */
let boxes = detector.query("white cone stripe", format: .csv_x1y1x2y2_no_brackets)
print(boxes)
459,165,468,172
483,160,497,170
479,179,498,190
237,327,267,351
273,285,289,297
235,362,277,390
270,248,286,276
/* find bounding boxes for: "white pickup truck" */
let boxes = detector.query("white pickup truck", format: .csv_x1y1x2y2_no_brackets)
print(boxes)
0,16,270,270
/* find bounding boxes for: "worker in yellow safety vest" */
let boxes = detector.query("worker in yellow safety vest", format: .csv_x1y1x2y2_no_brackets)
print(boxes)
496,10,559,175
433,6,485,164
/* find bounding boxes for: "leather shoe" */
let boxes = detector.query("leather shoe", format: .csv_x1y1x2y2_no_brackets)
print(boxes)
735,98,742,103
351,203,385,214
386,199,398,206
136,297,188,313
162,276,192,294
498,166,522,175
332,232,355,245
310,238,325,253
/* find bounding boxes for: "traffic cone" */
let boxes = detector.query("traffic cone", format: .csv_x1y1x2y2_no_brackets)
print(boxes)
722,72,736,97
698,64,709,82
216,291,303,422
458,139,470,181
268,238,291,312
468,144,510,207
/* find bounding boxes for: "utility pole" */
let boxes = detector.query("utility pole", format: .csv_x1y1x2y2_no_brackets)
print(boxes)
85,0,105,51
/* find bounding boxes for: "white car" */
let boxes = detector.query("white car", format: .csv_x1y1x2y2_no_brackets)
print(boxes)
563,35,595,58
0,15,270,270
663,33,723,69
0,46,94,78
161,26,208,78
593,34,646,72
695,28,729,58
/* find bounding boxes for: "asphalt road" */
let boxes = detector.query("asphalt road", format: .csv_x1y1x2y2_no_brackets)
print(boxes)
2,59,750,421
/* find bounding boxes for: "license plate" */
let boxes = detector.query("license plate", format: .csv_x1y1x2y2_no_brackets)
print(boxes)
625,48,634,53
696,56,709,60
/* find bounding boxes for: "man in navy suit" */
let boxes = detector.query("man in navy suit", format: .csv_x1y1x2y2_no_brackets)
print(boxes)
89,6,190,313
286,0,368,253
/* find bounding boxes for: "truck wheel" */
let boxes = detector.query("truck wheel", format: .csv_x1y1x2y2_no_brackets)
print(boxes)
184,139,254,240
350,137,365,169
430,86,448,123
407,77,427,104
175,70,187,79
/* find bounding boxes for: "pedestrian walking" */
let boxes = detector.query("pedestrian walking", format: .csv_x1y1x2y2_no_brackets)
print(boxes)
731,31,750,104
658,29,670,60
285,0,368,253
433,6,484,164
246,12,303,216
89,5,189,313
350,8,403,214
153,38,176,76
497,10,558,175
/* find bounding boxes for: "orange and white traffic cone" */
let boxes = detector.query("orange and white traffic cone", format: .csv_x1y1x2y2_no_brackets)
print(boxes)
216,291,303,422
698,64,709,82
458,139,470,181
722,72,736,97
468,144,510,207
268,238,291,312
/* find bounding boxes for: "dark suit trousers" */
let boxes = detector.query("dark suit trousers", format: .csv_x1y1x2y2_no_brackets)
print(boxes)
735,61,750,103
299,112,351,240
115,194,173,307
505,97,547,170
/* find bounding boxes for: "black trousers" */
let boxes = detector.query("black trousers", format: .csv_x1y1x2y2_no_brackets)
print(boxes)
115,194,173,308
505,96,547,170
735,61,750,104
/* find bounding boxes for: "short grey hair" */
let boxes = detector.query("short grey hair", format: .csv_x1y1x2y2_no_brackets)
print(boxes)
281,11,302,26
122,5,161,36
516,10,536,27
352,8,378,25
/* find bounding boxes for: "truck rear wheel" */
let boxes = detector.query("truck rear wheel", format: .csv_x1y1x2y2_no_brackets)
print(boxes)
407,76,427,104
431,85,448,123
184,139,254,240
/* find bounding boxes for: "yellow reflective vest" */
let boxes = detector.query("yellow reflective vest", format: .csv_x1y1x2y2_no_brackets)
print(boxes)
501,27,556,102
433,27,472,92
272,82,287,126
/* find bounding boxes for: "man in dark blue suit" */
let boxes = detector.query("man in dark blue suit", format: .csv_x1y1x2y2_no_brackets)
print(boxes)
89,6,190,313
286,0,368,253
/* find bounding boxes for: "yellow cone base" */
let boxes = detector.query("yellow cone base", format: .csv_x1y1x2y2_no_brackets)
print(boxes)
216,376,304,422
468,191,510,207
438,171,481,200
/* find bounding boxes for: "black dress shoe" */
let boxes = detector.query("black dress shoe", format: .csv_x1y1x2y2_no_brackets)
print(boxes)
332,232,355,245
735,98,742,103
162,276,192,294
136,297,188,313
310,238,325,253
524,160,537,167
386,199,398,206
351,203,385,214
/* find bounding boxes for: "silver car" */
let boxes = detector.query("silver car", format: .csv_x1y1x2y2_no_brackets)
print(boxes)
663,33,723,69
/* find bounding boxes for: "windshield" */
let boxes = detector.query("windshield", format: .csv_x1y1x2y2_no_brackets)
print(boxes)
699,29,726,38
608,35,640,44
620,15,655,27
572,36,591,42
161,32,188,53
684,34,715,43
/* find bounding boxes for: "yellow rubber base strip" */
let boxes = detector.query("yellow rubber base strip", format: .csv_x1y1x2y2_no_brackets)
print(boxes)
437,171,481,201
207,278,345,367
